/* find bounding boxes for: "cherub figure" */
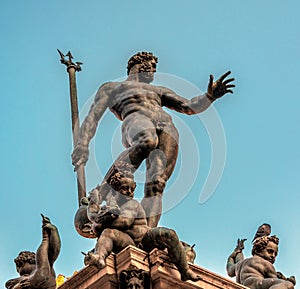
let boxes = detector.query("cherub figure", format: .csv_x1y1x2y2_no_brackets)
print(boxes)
226,236,295,289
5,215,61,289
84,164,201,282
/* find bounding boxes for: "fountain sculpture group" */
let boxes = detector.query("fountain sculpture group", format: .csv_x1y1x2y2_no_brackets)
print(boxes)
5,52,295,289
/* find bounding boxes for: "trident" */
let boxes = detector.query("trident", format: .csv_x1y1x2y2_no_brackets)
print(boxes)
58,49,86,206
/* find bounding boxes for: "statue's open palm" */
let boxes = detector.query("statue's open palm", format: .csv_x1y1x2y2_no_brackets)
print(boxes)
207,71,235,100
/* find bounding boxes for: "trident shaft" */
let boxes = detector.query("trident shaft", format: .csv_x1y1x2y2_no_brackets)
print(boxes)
58,49,86,205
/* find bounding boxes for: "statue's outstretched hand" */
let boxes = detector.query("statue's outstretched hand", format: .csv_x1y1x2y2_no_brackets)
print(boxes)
72,143,89,171
235,238,246,252
207,71,235,100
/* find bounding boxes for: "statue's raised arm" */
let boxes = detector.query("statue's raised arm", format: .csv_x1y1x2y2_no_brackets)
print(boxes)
72,83,113,171
226,238,246,277
5,215,61,289
161,71,234,114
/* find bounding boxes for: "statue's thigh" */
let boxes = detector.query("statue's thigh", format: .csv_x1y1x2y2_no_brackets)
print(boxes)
122,114,157,147
112,230,135,252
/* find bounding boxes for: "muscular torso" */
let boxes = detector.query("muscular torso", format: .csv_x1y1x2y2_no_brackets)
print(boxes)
236,256,277,287
105,81,173,124
109,199,150,245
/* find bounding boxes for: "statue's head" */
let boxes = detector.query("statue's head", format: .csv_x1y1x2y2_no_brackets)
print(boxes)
108,162,136,200
14,251,36,276
260,223,271,232
127,52,158,83
252,235,279,264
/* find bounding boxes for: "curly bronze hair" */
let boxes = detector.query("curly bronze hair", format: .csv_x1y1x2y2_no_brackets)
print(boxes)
252,235,279,256
14,251,36,269
127,52,158,75
108,161,136,191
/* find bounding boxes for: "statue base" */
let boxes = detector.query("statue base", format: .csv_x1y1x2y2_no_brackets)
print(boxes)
58,245,247,289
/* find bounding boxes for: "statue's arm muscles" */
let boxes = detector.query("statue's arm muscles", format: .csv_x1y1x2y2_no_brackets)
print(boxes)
78,82,112,145
226,261,235,277
226,254,238,277
264,263,278,279
160,87,212,115
47,224,61,267
226,238,246,277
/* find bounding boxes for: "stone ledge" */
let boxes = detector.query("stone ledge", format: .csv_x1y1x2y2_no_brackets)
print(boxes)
115,245,149,273
58,245,248,289
58,253,116,289
149,248,247,289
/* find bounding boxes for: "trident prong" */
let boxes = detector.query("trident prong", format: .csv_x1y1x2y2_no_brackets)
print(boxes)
66,51,73,60
57,49,65,60
57,49,82,72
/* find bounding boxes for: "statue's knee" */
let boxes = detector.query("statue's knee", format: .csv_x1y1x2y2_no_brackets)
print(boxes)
168,229,178,240
145,177,166,197
162,229,179,243
101,228,114,237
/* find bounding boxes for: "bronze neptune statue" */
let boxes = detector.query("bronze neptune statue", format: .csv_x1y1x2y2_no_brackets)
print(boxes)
72,51,235,227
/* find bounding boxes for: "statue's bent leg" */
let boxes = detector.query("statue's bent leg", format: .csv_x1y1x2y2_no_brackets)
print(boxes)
87,229,135,269
142,129,179,227
99,116,158,199
142,228,201,281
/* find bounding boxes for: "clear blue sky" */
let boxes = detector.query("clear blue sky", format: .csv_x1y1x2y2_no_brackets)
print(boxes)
1,0,300,286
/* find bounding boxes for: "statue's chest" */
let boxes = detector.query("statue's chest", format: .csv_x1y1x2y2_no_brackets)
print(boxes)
112,82,161,104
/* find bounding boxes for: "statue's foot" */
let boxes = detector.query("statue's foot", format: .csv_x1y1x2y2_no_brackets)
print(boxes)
97,256,106,269
84,252,106,269
181,269,202,282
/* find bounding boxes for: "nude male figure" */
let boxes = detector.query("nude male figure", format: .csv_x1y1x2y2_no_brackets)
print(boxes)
72,52,235,227
226,237,295,289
